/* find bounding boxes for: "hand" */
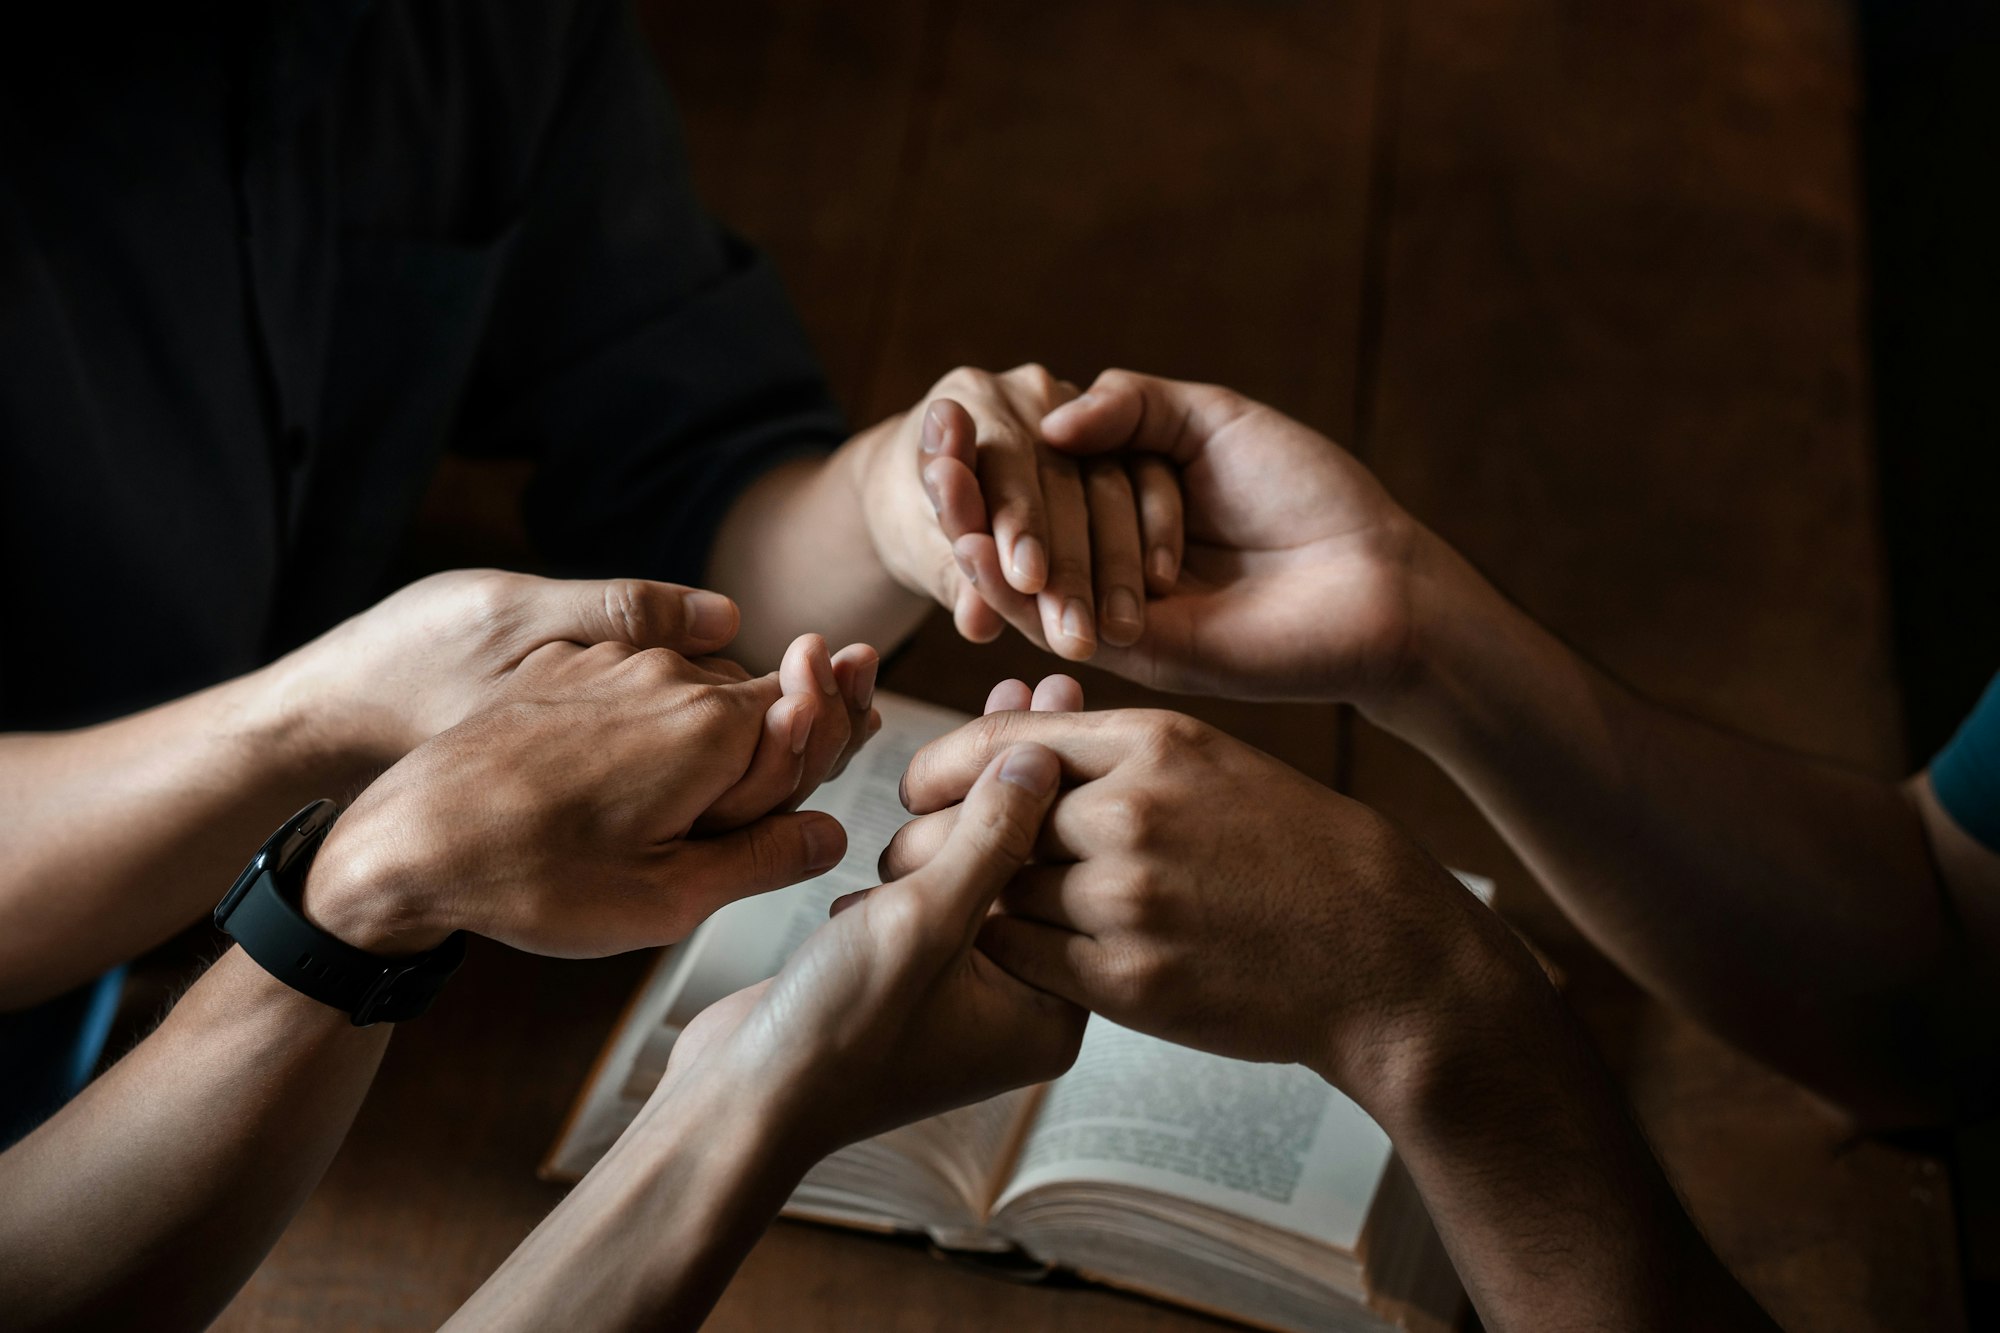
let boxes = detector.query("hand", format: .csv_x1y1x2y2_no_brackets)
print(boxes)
846,364,1184,659
952,370,1431,706
279,568,748,768
302,635,872,958
885,708,1535,1112
661,743,1085,1159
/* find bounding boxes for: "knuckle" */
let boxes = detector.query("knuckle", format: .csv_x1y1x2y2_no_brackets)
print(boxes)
1104,867,1169,932
458,570,520,630
897,812,955,874
686,683,744,733
1205,383,1251,419
649,676,736,738
877,830,908,880
870,889,927,940
1094,790,1166,850
1133,709,1211,764
1094,368,1141,397
693,654,750,683
626,645,688,682
1008,361,1058,392
602,578,674,646
937,365,986,394
577,640,638,675
906,714,1013,806
1099,942,1164,1011
746,822,782,886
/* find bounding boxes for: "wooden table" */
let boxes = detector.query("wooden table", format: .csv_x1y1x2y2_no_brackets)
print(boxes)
218,2,1964,1328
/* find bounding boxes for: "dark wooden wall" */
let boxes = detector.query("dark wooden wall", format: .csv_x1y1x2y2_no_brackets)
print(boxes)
217,3,1967,1329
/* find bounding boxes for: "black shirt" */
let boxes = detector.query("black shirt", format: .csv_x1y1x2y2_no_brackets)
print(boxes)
0,0,843,731
0,0,843,1142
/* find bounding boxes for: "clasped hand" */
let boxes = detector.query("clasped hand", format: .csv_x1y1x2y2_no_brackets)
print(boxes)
852,364,1186,658
884,697,1535,1120
864,365,1439,718
303,627,876,959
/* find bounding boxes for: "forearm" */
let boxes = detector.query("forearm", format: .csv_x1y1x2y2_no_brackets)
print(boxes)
0,661,367,1007
1344,946,1773,1333
0,948,391,1330
1375,535,1961,1118
703,441,931,670
445,1067,809,1332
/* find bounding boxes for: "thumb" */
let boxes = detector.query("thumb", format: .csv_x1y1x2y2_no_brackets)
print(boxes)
1038,369,1220,467
549,577,741,654
911,743,1061,947
668,810,849,918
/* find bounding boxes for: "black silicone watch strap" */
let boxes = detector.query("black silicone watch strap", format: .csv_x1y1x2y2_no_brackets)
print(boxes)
214,801,465,1026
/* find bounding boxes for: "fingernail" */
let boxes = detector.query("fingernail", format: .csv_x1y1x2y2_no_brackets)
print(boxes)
810,649,839,696
920,404,946,454
1012,535,1047,588
999,745,1060,795
829,888,867,916
1104,587,1141,637
954,546,979,587
1073,391,1099,411
682,590,737,641
1149,547,1176,585
1062,597,1096,649
921,460,946,514
854,656,879,712
805,817,845,871
788,700,812,754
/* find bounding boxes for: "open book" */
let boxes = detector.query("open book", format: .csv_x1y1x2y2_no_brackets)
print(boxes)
546,693,1470,1333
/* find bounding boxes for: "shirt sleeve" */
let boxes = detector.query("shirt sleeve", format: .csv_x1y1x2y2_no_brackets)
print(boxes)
1930,671,2000,852
455,0,845,588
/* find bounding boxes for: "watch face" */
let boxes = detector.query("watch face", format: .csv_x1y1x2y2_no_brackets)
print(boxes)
213,800,337,927
213,848,272,926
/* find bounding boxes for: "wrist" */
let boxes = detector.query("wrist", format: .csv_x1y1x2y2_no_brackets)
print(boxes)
640,1046,828,1182
251,644,395,783
298,812,453,957
1317,920,1566,1143
833,416,943,603
1359,528,1569,762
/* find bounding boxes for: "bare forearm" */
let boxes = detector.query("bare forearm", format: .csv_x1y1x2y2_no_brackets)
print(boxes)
1347,951,1773,1333
1378,536,1961,1117
446,1070,807,1332
0,663,366,1007
704,445,931,670
0,948,390,1330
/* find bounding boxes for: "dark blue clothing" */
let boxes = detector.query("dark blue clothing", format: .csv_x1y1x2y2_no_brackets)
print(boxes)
1933,672,2000,852
0,0,841,1139
0,971,123,1149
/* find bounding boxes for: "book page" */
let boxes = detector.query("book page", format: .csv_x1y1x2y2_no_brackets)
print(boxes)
543,692,973,1180
994,1018,1393,1251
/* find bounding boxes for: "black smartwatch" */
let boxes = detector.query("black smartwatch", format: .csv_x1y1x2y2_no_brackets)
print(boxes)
214,800,465,1026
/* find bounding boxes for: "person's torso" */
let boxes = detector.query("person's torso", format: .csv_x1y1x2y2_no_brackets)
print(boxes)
0,0,580,727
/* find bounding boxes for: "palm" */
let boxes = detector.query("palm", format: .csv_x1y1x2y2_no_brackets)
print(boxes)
1098,406,1412,701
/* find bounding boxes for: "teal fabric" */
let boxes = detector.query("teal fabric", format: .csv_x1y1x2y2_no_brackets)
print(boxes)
1932,672,2000,853
0,968,125,1149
